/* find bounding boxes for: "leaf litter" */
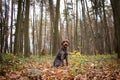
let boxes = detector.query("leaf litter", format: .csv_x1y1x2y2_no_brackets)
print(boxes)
0,54,120,80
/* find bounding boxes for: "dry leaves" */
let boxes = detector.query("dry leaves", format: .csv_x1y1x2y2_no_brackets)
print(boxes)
0,55,120,80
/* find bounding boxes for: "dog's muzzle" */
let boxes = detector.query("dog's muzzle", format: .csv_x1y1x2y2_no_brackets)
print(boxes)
63,43,68,47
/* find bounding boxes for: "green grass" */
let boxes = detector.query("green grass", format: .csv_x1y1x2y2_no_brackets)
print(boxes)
19,54,55,66
19,53,118,66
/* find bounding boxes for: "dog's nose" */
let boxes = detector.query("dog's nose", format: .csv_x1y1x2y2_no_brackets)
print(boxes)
65,44,68,46
64,44,68,47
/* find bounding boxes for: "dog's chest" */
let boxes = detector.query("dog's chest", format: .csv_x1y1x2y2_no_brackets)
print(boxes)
63,53,68,59
57,50,68,59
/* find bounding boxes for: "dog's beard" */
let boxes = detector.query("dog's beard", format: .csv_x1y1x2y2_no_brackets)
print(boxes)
63,43,68,47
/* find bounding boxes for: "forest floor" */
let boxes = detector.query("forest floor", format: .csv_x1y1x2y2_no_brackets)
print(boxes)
0,52,120,80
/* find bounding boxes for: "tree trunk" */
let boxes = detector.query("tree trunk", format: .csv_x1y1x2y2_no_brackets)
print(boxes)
110,0,120,58
14,0,22,55
24,0,30,57
10,0,14,53
64,0,69,40
102,0,111,54
85,0,95,54
3,0,9,53
52,0,60,55
81,0,87,54
44,2,47,49
0,0,2,53
32,0,35,55
49,0,54,54
39,0,43,55
0,0,2,61
19,0,25,54
74,0,78,50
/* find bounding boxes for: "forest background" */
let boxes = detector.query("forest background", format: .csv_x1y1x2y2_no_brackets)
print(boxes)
0,0,120,79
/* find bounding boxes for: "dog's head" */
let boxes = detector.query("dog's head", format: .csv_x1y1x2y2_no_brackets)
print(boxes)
61,40,70,48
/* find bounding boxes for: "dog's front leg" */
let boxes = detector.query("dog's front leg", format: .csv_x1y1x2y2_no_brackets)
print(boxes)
61,54,64,66
61,60,64,66
65,55,68,66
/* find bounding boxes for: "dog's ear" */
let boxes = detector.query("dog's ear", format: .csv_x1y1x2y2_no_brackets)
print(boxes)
61,41,65,46
65,40,70,46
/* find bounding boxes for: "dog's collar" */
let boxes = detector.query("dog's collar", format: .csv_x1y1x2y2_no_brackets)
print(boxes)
61,47,67,51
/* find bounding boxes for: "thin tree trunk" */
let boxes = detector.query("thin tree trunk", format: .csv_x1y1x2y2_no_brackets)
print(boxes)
19,0,25,54
24,0,30,57
39,0,43,55
74,0,78,50
32,0,35,55
52,0,60,55
102,0,111,54
44,1,47,49
81,0,87,54
0,0,3,61
14,0,22,55
4,0,9,53
85,0,95,54
49,0,54,54
64,0,69,39
0,0,3,53
10,0,14,53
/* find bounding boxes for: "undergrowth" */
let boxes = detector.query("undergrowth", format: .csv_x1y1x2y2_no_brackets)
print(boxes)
0,53,20,76
0,52,119,78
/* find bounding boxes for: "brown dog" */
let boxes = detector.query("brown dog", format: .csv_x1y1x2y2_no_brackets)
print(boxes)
53,40,70,67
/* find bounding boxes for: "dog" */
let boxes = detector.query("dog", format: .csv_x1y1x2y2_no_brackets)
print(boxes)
53,40,70,67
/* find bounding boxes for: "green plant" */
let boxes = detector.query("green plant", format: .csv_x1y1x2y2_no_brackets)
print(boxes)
0,53,21,76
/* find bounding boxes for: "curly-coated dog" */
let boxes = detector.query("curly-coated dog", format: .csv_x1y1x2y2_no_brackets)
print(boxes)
53,40,70,67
